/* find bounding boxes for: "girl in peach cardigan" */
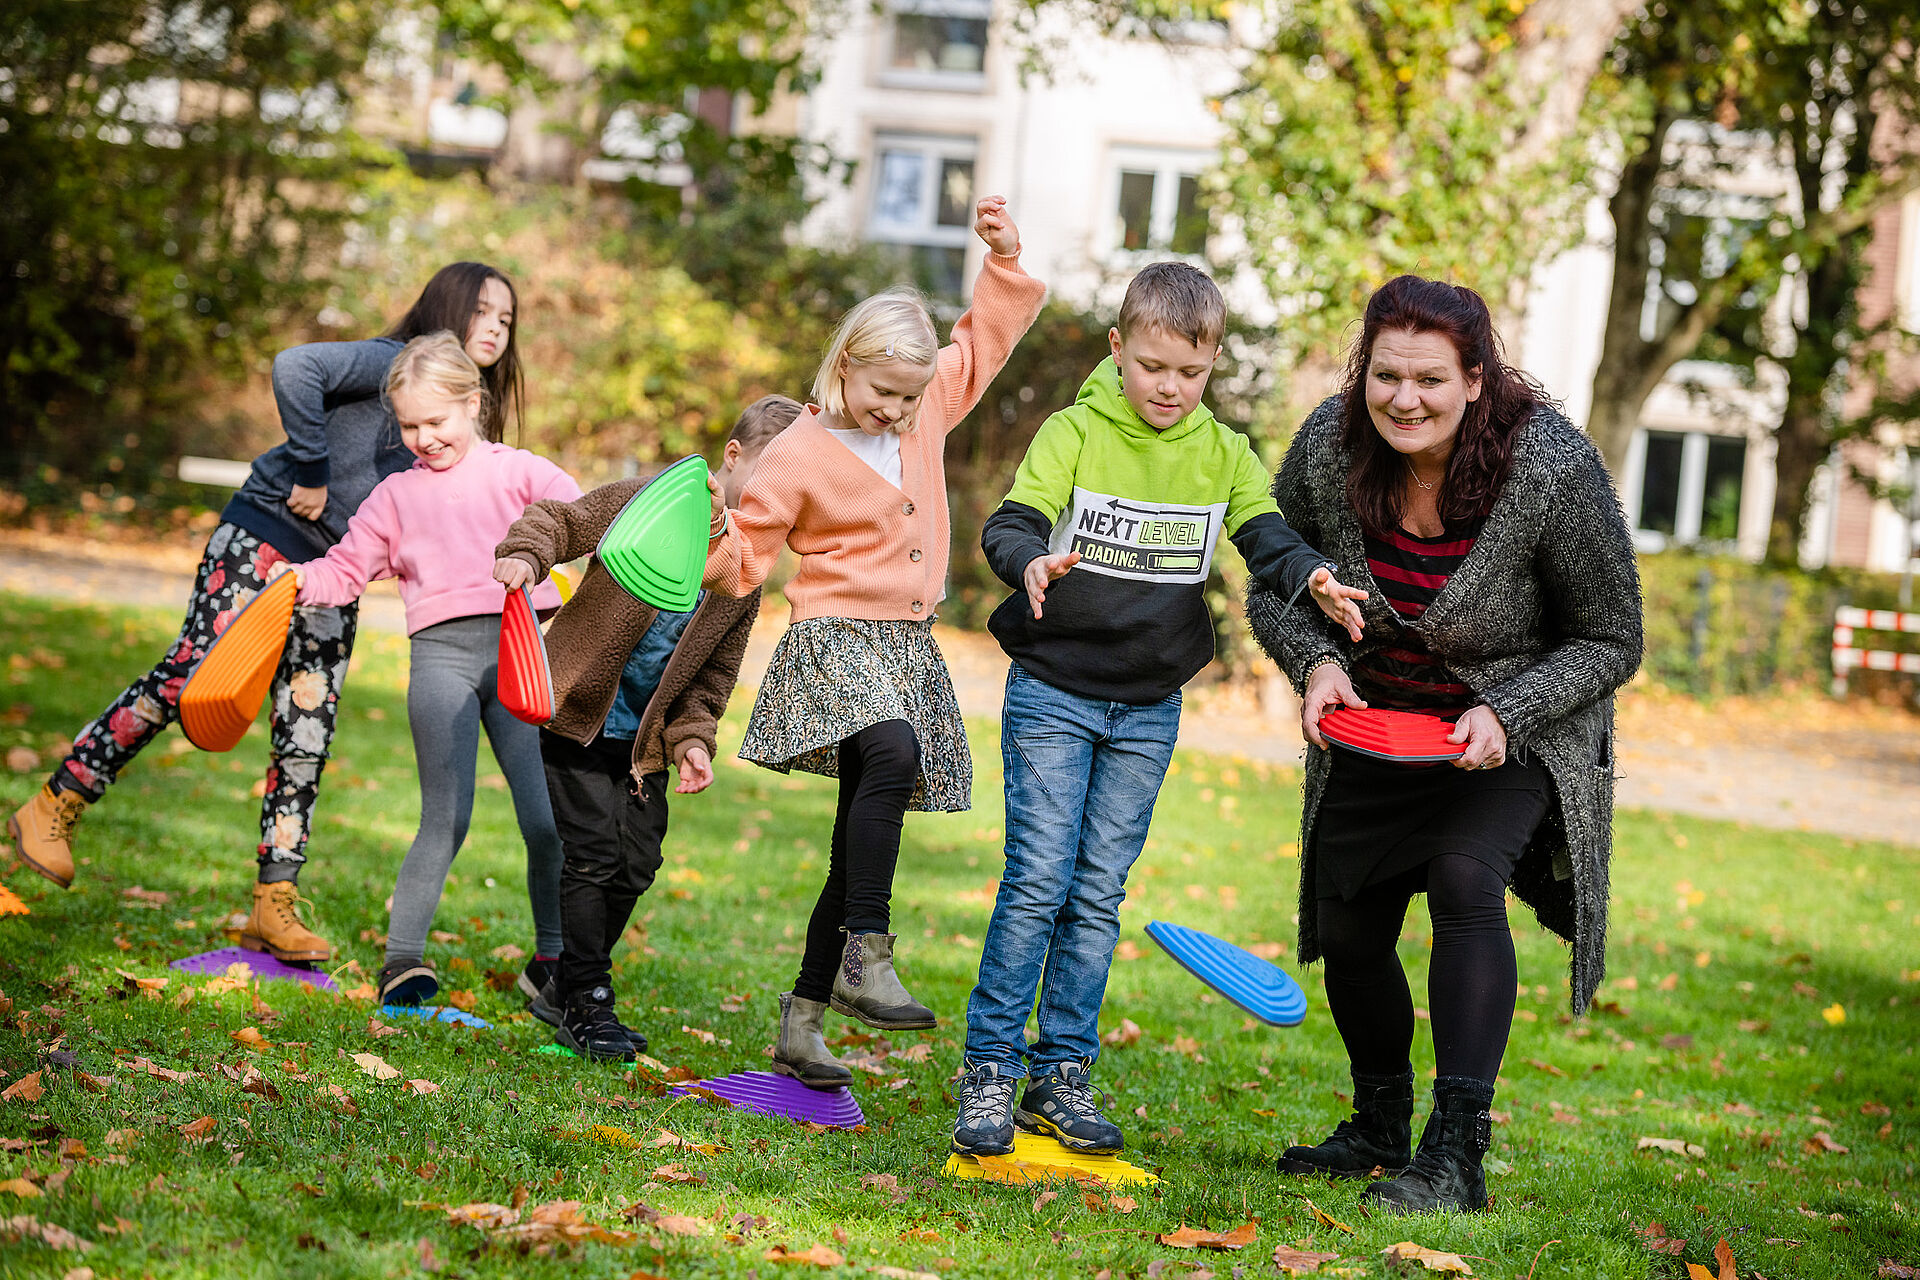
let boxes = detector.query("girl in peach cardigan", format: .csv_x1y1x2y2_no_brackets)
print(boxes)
704,197,1046,1089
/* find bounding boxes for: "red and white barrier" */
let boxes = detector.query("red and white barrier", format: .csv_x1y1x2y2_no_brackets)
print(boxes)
1831,606,1920,695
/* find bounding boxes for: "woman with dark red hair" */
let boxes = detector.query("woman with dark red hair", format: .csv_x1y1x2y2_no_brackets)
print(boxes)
1246,276,1643,1213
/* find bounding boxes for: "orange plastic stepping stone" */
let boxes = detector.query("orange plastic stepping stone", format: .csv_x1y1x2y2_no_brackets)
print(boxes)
498,586,555,726
179,573,298,752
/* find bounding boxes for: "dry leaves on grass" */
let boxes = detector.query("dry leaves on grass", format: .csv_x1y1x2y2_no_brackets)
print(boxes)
1157,1220,1258,1251
862,1172,908,1206
1101,1018,1143,1048
871,1268,941,1280
645,1128,726,1155
649,1164,704,1186
1383,1240,1474,1273
176,1116,216,1143
1,1214,91,1251
1637,1222,1688,1256
651,1215,711,1237
1877,1262,1920,1279
443,1202,519,1229
0,884,29,917
122,1057,197,1085
0,1178,43,1199
1637,1136,1707,1159
1271,1245,1341,1276
404,1079,440,1096
2,1072,45,1103
1684,1237,1738,1280
1805,1131,1850,1154
1288,1195,1355,1235
230,1026,270,1050
351,1053,399,1081
763,1243,845,1267
445,1199,640,1247
365,1018,401,1039
1146,1262,1216,1280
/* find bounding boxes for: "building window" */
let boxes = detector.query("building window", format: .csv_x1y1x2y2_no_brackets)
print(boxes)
868,134,977,296
1898,191,1920,334
1109,149,1210,256
1630,428,1747,547
884,0,990,88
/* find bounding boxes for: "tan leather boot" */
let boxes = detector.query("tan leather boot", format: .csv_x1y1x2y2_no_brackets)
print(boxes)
7,784,89,889
239,882,332,964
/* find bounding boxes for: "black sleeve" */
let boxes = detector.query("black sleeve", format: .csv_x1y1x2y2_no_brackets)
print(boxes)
981,499,1054,592
1230,511,1333,604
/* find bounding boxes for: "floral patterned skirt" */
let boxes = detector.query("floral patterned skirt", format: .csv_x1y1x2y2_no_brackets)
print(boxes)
739,617,972,813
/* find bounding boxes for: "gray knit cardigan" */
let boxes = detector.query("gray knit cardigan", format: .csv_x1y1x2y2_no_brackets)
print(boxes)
1245,396,1644,1013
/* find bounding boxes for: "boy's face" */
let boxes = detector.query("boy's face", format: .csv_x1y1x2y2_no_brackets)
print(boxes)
1109,326,1221,430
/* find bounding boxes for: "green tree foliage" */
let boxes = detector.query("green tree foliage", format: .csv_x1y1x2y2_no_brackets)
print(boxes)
0,0,390,492
1219,0,1638,367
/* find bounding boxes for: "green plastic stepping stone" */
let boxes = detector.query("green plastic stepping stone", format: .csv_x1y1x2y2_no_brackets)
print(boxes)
597,454,711,612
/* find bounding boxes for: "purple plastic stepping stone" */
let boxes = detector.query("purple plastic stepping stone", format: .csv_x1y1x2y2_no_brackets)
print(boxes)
671,1070,865,1128
170,946,336,990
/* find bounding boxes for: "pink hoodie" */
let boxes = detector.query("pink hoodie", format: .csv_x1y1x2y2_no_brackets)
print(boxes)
297,441,582,634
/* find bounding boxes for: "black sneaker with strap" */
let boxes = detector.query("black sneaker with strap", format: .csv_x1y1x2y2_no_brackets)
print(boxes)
950,1061,1020,1156
533,979,646,1051
555,985,638,1062
1015,1059,1123,1154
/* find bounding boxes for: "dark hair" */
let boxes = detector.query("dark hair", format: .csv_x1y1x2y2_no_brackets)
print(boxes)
1117,261,1226,349
727,394,803,451
387,262,523,442
1339,275,1547,534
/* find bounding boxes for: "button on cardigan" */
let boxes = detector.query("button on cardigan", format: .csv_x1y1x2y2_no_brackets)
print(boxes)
703,252,1047,621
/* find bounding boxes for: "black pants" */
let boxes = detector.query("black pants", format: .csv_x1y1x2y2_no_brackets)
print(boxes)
1317,853,1516,1084
793,720,921,1003
540,730,666,1002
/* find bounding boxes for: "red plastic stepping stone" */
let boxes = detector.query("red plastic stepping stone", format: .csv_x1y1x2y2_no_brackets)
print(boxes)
1318,706,1464,763
498,586,554,726
179,573,298,752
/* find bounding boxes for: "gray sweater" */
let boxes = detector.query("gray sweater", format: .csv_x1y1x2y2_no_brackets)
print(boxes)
220,337,413,562
1245,396,1644,1013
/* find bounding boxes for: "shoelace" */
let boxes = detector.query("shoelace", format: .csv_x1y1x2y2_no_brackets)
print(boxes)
48,796,85,839
959,1069,1017,1126
1050,1069,1111,1121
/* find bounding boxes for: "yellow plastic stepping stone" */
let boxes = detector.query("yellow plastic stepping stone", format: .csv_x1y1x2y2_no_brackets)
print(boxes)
942,1132,1159,1187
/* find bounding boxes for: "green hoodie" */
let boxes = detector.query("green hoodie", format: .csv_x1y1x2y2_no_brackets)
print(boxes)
984,358,1331,705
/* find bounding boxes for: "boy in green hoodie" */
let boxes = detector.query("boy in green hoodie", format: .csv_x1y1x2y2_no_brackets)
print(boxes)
951,262,1366,1156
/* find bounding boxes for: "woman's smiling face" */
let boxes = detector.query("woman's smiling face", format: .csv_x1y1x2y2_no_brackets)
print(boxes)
1363,327,1482,461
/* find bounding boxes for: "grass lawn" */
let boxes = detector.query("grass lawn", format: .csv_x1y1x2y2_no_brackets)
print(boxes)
1,590,1915,1280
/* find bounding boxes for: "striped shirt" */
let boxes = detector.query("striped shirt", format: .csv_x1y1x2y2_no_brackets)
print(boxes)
1355,523,1482,715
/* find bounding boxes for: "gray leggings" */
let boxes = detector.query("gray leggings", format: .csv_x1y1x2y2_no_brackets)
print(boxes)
387,614,564,963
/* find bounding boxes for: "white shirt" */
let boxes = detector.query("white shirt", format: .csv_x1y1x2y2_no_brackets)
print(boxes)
825,426,903,489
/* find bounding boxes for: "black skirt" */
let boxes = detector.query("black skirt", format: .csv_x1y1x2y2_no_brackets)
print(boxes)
1312,746,1552,902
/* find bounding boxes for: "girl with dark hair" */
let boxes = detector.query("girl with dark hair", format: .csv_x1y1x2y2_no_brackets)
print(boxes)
9,263,530,973
1246,275,1644,1213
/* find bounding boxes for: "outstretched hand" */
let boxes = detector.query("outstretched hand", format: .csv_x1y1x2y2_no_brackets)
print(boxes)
1022,551,1080,620
675,744,715,795
975,196,1020,256
1301,660,1366,750
1309,566,1368,642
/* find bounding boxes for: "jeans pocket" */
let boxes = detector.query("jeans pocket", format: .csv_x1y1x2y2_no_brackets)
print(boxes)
1006,734,1054,798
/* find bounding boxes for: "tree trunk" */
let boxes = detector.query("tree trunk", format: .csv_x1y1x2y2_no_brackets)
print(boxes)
1587,111,1674,474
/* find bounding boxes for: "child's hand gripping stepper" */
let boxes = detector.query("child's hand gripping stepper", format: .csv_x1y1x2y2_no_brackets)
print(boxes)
492,557,535,593
266,561,305,590
1308,566,1368,643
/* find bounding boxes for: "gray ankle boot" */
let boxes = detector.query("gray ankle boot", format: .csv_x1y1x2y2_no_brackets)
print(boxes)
830,931,936,1030
772,992,853,1091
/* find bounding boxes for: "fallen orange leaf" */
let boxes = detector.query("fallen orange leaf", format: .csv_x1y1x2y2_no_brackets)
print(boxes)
230,1026,271,1049
0,884,30,916
1,1071,45,1103
351,1052,399,1081
1383,1240,1474,1274
1272,1244,1341,1276
764,1243,846,1267
1158,1220,1258,1251
177,1116,216,1142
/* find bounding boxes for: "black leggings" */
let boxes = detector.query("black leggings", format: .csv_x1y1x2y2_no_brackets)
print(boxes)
793,720,922,1003
1317,853,1516,1084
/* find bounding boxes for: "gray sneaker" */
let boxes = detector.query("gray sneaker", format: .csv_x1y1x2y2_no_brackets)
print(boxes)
1016,1060,1123,1153
951,1061,1020,1156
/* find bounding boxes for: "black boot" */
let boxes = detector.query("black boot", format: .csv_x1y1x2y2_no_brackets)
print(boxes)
1276,1069,1413,1178
1361,1076,1496,1213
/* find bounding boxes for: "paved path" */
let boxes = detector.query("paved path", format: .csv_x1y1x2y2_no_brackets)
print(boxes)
5,537,1916,847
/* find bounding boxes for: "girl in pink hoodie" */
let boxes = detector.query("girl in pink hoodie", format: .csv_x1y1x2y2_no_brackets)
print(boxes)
279,332,581,1005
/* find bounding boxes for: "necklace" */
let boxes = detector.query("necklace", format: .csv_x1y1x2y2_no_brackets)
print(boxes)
1407,459,1437,491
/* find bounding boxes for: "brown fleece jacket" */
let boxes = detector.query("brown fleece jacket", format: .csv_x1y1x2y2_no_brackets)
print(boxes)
496,477,759,783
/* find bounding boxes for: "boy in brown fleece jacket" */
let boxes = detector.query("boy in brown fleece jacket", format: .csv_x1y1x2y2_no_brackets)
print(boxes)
492,395,802,1060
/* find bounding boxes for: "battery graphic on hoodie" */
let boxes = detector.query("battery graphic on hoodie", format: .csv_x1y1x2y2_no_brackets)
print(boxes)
1052,486,1226,584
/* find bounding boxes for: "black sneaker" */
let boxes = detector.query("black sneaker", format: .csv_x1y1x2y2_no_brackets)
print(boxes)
1015,1059,1123,1153
950,1060,1020,1156
533,979,646,1051
517,956,557,1002
555,986,637,1062
377,958,438,1007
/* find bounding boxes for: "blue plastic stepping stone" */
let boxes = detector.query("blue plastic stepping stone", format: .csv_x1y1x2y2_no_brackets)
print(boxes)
380,1004,492,1029
1143,920,1308,1027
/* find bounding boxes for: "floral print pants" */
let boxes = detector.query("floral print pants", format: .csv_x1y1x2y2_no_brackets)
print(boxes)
58,522,357,880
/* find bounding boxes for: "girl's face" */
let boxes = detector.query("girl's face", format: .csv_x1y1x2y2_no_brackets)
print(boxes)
394,385,483,471
465,277,514,370
837,357,935,435
1363,328,1482,462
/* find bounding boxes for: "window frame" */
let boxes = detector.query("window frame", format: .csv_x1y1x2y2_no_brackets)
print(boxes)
879,0,992,92
1104,145,1213,260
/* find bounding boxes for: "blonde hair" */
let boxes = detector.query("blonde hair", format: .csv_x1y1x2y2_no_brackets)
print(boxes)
386,331,491,420
811,287,938,429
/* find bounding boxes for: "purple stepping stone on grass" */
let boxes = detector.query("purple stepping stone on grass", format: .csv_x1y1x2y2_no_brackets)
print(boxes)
170,946,336,990
671,1070,865,1128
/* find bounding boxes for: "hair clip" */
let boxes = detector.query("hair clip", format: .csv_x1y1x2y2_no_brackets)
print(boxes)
884,342,895,358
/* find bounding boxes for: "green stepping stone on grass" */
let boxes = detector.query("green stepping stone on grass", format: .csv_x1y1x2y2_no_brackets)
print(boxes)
597,454,711,612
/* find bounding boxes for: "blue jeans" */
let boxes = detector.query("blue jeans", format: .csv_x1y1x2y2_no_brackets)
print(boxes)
964,664,1181,1074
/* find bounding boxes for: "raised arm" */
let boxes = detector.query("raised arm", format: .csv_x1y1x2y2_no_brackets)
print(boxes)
496,477,642,581
270,338,402,489
1477,449,1644,750
928,200,1048,434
